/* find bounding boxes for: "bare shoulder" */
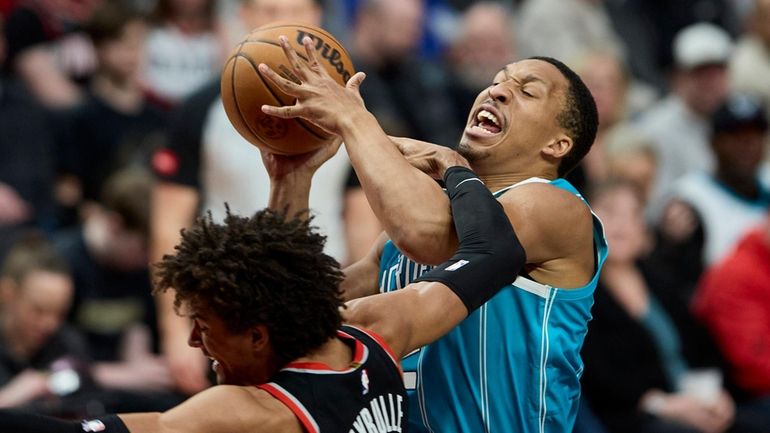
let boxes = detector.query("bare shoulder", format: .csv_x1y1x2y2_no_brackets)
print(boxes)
497,182,594,286
158,385,303,433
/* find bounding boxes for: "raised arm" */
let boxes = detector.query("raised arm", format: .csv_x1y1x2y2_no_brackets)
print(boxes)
259,36,455,264
344,165,526,358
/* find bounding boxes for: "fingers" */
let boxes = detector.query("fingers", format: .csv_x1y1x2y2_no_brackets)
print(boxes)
346,71,367,92
258,63,302,96
302,36,325,75
261,103,304,119
278,35,309,82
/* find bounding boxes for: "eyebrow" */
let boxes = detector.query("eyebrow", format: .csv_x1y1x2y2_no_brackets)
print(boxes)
500,67,547,86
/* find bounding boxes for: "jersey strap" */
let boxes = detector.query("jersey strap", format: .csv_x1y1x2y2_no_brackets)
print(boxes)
257,382,321,433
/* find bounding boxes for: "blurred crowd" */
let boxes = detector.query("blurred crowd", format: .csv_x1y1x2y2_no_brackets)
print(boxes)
0,0,768,432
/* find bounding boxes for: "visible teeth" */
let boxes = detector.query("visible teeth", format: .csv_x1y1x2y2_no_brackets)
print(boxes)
472,125,494,135
476,110,499,126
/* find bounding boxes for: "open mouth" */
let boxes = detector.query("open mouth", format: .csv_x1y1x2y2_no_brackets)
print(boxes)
469,105,503,136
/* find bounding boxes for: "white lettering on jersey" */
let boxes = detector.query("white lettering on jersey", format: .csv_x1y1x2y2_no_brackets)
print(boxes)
349,393,404,433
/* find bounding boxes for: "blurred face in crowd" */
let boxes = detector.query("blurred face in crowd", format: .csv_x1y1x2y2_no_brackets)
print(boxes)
42,0,102,24
359,0,424,61
458,59,570,174
592,183,648,265
712,126,767,182
240,0,322,30
97,19,147,84
449,2,516,91
577,53,627,129
608,149,657,203
0,271,73,358
677,64,729,116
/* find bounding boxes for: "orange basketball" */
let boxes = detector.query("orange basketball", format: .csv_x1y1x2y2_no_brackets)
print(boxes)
221,22,355,155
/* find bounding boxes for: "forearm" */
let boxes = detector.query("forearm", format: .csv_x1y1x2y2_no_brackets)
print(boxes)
0,409,130,433
267,174,312,220
337,111,455,264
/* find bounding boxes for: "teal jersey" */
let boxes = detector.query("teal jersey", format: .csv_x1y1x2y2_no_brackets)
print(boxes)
377,178,608,433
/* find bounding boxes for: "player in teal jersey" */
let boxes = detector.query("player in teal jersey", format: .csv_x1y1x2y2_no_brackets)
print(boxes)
261,36,603,433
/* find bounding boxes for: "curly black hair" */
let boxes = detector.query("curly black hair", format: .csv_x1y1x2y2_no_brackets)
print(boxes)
529,56,599,177
154,208,345,362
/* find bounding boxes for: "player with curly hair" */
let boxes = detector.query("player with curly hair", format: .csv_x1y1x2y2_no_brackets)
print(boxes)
0,147,526,432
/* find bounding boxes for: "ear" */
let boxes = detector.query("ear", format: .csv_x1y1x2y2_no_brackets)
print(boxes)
251,324,271,353
542,135,573,159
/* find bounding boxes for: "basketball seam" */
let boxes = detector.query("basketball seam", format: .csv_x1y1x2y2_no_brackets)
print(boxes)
237,50,330,141
228,48,278,150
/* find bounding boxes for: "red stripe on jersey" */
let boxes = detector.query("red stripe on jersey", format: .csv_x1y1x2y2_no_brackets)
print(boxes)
344,325,402,373
338,330,367,365
284,331,366,372
258,383,319,433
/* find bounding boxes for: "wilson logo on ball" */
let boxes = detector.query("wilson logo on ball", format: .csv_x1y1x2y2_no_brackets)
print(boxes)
296,30,352,82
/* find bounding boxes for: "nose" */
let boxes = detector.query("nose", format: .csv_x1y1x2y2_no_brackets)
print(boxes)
488,83,510,104
188,322,202,348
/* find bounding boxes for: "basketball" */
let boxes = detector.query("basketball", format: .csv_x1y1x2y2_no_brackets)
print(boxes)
221,22,355,155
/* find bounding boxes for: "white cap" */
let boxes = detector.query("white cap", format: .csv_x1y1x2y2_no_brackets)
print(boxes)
673,22,733,69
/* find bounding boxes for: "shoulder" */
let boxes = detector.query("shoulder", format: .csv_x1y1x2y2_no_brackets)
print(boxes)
498,181,591,229
163,385,304,433
498,181,595,276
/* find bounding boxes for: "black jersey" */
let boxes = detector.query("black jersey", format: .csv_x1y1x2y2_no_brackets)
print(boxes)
258,325,408,433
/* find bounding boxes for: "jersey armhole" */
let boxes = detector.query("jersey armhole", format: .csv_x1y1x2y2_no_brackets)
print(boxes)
257,383,320,433
344,325,402,374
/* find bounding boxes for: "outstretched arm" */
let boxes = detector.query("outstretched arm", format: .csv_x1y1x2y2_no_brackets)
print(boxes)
259,36,455,264
344,165,526,358
0,386,302,433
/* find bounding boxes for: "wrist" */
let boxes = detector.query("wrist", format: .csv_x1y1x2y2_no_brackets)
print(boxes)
338,109,377,137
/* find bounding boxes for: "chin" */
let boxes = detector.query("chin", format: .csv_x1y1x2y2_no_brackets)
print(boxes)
457,140,490,162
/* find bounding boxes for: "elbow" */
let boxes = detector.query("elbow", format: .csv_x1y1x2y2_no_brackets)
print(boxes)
388,225,453,266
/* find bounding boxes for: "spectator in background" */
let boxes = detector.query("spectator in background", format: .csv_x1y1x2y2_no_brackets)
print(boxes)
0,234,85,409
653,94,769,283
59,1,166,215
604,124,658,204
694,212,770,430
141,0,221,108
729,0,770,119
52,169,176,403
150,0,381,396
349,0,460,146
567,50,630,192
635,22,733,220
444,1,516,131
604,0,740,93
581,180,737,433
516,0,625,65
3,0,101,108
0,15,57,258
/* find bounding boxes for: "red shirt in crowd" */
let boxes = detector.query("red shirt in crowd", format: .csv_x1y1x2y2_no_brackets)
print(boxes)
693,227,770,397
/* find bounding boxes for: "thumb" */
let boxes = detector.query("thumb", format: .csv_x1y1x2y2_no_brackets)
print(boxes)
346,72,367,93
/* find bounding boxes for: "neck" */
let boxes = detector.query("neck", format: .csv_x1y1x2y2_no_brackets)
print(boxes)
715,170,758,199
171,13,209,34
292,336,353,370
92,74,143,114
478,170,554,192
352,29,383,69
